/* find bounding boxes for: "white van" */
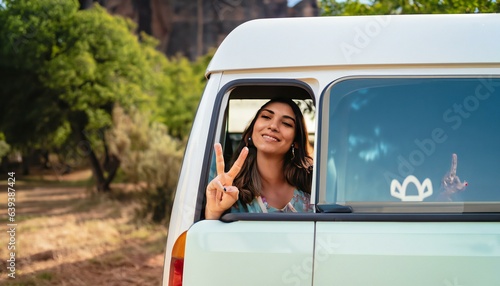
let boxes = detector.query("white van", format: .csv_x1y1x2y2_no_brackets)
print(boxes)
162,14,500,286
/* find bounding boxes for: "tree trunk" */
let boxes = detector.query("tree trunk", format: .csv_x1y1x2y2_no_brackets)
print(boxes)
97,0,107,7
78,0,107,10
78,0,93,9
103,154,120,190
196,0,204,58
88,147,109,192
0,156,8,173
102,134,120,191
133,0,152,36
21,154,30,175
73,118,109,192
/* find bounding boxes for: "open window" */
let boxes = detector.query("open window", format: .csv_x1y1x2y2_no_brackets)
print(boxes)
220,84,315,169
201,80,316,218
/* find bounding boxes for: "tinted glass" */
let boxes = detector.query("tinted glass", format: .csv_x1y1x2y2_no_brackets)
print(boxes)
322,78,500,209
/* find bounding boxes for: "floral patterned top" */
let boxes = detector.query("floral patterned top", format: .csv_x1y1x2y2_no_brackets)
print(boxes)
231,189,313,213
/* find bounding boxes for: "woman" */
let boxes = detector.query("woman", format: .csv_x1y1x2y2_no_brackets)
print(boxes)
205,97,314,219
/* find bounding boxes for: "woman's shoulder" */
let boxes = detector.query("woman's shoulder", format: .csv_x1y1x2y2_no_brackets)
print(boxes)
291,189,313,212
293,189,310,199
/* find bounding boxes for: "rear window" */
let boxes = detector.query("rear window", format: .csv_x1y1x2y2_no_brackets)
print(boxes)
318,77,500,213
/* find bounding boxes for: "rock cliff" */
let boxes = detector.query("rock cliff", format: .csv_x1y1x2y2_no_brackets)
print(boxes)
84,0,318,60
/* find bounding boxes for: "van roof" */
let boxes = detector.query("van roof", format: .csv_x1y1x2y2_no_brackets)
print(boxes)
206,14,500,75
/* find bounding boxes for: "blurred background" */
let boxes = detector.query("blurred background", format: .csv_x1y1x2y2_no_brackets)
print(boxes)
0,0,498,285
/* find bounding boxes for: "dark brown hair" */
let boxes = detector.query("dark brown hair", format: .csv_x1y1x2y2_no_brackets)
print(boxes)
231,97,313,204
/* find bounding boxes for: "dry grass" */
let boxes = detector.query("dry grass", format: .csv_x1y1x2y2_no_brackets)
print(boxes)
0,169,167,285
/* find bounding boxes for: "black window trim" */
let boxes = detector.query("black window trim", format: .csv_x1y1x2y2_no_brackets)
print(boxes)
221,212,500,222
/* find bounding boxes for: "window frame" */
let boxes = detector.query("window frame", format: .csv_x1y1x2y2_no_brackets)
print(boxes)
316,75,500,215
194,79,316,221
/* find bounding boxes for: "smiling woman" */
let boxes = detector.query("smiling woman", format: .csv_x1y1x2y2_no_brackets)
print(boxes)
204,97,314,219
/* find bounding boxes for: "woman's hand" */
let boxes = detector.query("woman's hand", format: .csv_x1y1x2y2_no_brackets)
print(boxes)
205,143,248,219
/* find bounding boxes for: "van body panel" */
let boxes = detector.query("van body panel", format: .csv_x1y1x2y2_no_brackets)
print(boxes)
183,220,315,286
314,222,500,285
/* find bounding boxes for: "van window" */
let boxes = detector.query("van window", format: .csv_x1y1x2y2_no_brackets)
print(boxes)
204,83,315,214
319,77,500,213
218,85,315,170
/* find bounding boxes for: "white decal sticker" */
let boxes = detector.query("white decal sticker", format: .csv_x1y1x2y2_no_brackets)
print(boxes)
390,175,433,202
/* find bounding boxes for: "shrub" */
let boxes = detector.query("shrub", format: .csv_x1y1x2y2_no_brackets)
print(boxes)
107,105,183,223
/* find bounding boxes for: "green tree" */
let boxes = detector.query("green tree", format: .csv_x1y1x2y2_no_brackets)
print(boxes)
319,0,500,15
0,0,170,190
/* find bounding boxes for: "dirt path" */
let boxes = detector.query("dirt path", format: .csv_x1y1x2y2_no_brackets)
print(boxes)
0,169,167,285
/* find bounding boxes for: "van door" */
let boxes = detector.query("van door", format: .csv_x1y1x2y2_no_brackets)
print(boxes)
313,77,500,285
183,219,314,286
182,81,317,286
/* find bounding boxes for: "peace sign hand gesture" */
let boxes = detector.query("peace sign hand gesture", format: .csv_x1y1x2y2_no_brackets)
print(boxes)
205,143,249,220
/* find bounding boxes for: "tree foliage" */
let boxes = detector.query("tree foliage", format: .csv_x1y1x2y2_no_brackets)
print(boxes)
0,0,207,192
0,0,152,141
152,54,210,139
319,0,500,15
0,0,157,188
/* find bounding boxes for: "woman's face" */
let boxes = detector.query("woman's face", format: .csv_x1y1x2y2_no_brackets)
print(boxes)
251,102,297,157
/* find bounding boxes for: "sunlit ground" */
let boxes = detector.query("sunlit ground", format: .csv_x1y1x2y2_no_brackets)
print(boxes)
0,168,167,285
